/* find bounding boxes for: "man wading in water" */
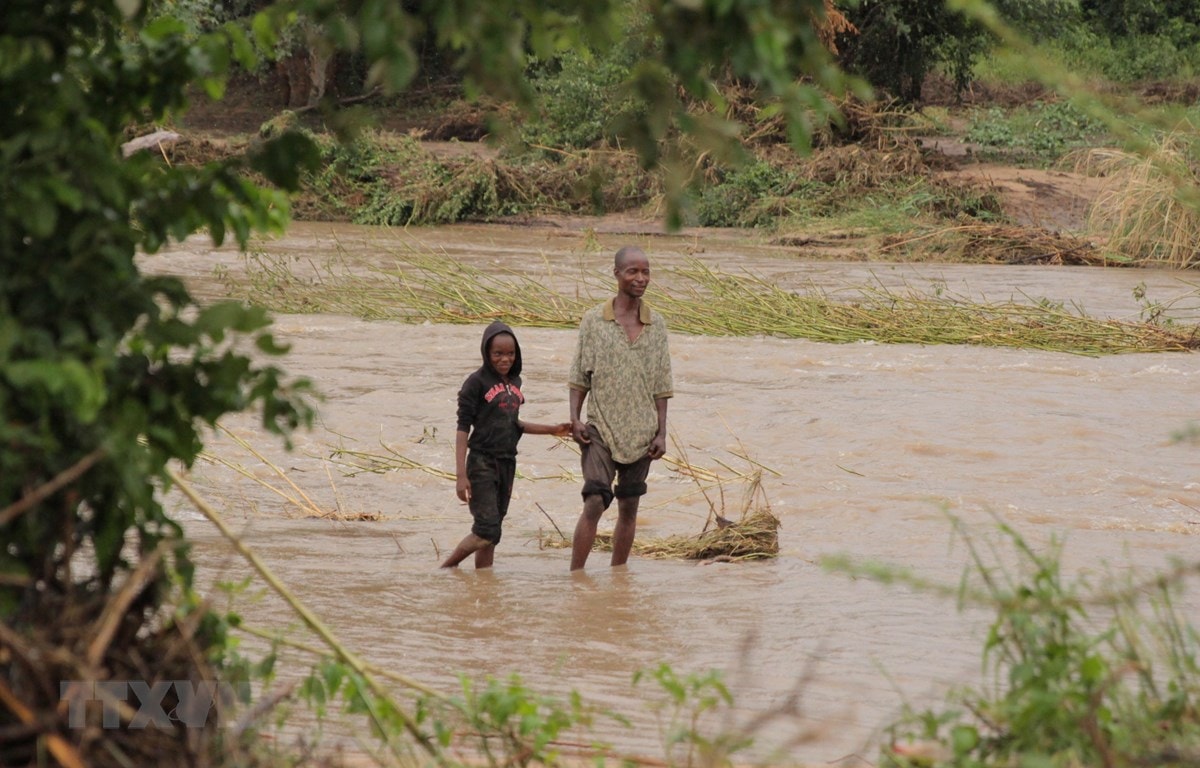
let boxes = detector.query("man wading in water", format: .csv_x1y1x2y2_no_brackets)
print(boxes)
567,246,673,570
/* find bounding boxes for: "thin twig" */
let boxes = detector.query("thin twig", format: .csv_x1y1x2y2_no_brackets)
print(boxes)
0,677,87,768
86,545,165,668
0,448,105,526
535,503,567,542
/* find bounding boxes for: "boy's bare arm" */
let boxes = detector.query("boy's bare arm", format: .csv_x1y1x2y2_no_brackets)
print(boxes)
455,429,470,502
518,419,571,437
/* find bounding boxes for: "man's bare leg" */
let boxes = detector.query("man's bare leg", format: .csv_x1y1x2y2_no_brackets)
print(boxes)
570,495,607,570
441,533,491,568
610,497,640,567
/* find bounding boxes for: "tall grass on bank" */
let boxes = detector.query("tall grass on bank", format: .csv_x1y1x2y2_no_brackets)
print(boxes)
226,249,1200,354
1072,134,1200,269
825,518,1200,768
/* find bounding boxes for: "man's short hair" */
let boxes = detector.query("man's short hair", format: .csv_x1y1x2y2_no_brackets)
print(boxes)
614,245,645,268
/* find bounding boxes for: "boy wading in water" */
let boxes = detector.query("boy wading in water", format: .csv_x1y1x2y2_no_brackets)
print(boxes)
441,321,570,569
568,246,673,570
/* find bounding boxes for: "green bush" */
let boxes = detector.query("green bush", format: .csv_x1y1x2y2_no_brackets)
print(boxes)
1101,35,1199,82
841,0,992,101
828,521,1200,768
694,161,808,227
1082,0,1200,47
965,101,1107,164
523,48,640,149
519,5,658,151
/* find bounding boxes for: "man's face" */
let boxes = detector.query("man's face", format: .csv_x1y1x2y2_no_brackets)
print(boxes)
614,254,651,298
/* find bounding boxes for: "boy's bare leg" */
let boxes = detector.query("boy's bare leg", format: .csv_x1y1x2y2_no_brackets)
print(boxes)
610,497,639,567
441,533,491,568
474,543,495,569
570,495,607,570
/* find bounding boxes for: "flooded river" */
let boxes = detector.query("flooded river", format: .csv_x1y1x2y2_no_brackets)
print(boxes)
149,220,1200,765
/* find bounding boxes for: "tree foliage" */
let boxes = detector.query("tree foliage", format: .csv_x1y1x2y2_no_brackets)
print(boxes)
840,0,991,101
0,0,319,614
1081,0,1200,44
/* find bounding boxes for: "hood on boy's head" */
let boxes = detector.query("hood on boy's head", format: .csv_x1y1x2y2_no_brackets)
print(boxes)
480,320,522,378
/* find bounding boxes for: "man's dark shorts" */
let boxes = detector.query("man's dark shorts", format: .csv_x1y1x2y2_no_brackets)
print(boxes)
580,424,650,510
467,451,515,544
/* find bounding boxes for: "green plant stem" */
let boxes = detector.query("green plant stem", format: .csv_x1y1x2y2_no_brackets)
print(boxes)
238,623,444,700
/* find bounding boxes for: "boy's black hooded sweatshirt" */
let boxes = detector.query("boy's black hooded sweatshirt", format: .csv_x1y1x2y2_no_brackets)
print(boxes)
456,321,525,459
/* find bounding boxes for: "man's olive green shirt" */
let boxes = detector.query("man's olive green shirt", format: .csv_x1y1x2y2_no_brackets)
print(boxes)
568,298,673,464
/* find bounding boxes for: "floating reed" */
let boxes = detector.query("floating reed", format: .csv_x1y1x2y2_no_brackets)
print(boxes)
327,440,456,480
198,427,382,520
228,248,1200,354
328,438,577,482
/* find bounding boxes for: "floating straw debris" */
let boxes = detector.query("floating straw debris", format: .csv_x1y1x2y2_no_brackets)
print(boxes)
539,471,781,562
227,247,1200,355
198,427,382,520
328,441,456,480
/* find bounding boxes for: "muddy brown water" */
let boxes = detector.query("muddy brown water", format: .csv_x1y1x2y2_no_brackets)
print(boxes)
148,220,1200,764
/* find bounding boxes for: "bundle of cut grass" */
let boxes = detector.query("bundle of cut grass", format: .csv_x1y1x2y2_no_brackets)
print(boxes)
540,470,781,562
637,508,781,561
540,508,780,562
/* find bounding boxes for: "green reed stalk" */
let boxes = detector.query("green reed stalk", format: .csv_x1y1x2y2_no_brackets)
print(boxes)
226,250,1200,355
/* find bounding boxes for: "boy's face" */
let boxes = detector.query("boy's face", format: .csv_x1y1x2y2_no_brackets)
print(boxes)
488,333,517,377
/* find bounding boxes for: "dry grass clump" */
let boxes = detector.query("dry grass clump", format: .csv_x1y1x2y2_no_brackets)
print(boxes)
821,97,929,149
313,132,660,225
737,95,927,151
163,135,251,165
525,149,661,214
793,141,926,187
1071,135,1200,268
882,224,1105,266
540,471,781,562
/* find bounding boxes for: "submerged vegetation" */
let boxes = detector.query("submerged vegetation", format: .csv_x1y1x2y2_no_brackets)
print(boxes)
221,249,1200,354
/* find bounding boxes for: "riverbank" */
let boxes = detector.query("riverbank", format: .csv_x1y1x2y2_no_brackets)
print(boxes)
157,72,1174,268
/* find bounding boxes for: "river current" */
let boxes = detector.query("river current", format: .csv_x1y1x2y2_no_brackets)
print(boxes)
149,220,1200,764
